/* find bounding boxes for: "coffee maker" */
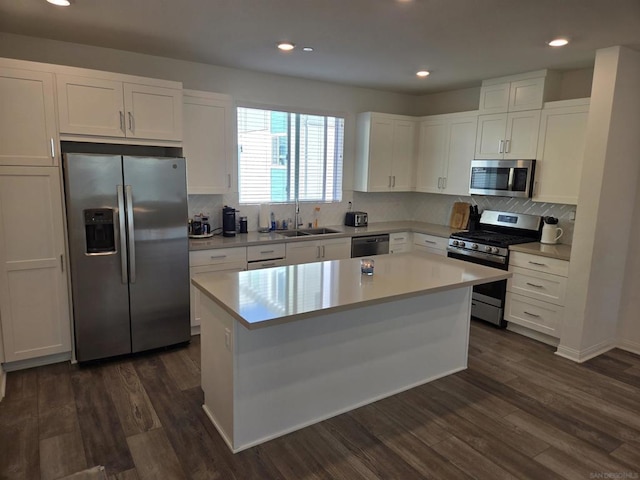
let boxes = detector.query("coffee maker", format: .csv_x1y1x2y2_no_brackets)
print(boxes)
222,206,237,237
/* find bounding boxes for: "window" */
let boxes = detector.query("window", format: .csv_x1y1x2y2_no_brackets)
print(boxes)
237,107,344,204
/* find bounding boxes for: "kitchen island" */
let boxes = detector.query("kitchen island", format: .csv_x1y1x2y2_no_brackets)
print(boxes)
192,252,510,452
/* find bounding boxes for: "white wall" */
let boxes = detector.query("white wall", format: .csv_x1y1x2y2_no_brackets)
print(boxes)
559,46,640,360
413,86,481,116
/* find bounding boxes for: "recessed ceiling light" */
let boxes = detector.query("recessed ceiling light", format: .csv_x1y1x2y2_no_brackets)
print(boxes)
548,38,569,47
277,42,296,51
302,47,314,52
416,70,430,77
47,0,71,5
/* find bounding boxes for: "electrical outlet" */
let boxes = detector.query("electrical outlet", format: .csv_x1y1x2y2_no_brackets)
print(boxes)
569,210,576,221
224,328,232,351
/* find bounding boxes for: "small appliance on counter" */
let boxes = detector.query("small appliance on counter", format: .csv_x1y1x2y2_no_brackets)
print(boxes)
541,216,563,244
223,205,237,237
345,211,368,227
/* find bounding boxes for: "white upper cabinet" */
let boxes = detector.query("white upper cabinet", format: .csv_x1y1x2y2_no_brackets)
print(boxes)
355,112,416,192
0,66,58,166
478,70,559,115
475,110,541,160
183,90,235,194
57,73,182,141
0,166,71,362
416,111,478,195
533,99,590,205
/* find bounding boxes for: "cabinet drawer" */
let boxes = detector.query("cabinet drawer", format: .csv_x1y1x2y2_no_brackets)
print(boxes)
509,251,569,277
390,243,411,254
413,233,447,251
507,266,567,305
505,293,562,337
190,247,246,267
247,258,287,270
389,231,411,245
247,243,286,261
414,244,447,257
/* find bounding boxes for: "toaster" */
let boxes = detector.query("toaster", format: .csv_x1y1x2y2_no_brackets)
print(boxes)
345,211,368,227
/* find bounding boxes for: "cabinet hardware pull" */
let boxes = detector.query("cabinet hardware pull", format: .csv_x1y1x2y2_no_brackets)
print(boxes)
442,177,447,189
437,177,442,189
392,176,396,187
210,254,227,259
260,250,275,254
528,261,546,266
128,111,134,132
524,311,541,318
499,139,504,153
322,245,326,257
50,138,55,159
395,237,405,241
424,240,437,245
526,282,544,288
505,139,511,153
119,111,125,132
60,254,64,272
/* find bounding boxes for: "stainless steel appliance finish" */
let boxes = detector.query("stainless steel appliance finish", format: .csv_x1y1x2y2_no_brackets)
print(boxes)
447,210,542,327
64,153,190,362
345,211,368,227
469,159,536,198
351,234,389,257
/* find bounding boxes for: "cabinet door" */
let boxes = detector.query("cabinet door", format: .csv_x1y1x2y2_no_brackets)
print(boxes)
56,74,126,137
184,92,234,194
475,113,507,159
367,116,394,191
504,110,541,159
285,241,321,265
190,262,246,327
123,83,182,141
390,120,415,191
478,82,510,114
442,115,477,195
0,68,58,166
416,119,447,193
320,238,351,261
0,167,71,362
508,77,545,112
534,103,588,204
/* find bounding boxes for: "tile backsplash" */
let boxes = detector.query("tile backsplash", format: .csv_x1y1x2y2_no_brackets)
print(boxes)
189,191,576,244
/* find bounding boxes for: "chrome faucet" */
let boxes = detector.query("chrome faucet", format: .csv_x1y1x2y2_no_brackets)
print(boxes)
294,199,300,229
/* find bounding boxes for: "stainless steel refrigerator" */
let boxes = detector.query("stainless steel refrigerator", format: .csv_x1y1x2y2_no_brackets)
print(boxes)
63,153,190,362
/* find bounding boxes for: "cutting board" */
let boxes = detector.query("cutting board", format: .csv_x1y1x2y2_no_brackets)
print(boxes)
449,202,471,230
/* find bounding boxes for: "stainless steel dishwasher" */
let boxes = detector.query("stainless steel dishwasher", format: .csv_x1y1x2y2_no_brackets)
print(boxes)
351,234,390,257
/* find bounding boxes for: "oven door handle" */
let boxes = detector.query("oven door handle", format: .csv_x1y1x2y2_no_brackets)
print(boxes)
446,246,507,266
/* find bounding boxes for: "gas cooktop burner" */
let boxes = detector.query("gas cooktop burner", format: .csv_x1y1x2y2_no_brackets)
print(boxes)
451,230,536,247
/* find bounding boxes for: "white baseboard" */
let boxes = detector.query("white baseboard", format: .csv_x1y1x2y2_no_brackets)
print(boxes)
617,339,640,356
190,325,201,336
2,352,72,372
555,338,616,363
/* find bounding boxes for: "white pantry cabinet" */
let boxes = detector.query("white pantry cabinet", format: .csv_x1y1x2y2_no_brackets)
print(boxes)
475,110,541,160
0,166,71,362
0,66,59,166
533,98,590,205
57,73,183,141
355,112,416,192
189,247,247,327
285,237,351,265
183,90,235,194
416,112,478,195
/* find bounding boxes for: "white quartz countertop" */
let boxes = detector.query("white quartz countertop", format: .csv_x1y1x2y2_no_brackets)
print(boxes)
191,252,511,330
509,242,572,261
189,221,462,251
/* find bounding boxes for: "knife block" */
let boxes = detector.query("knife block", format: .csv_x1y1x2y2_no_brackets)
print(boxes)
468,213,481,231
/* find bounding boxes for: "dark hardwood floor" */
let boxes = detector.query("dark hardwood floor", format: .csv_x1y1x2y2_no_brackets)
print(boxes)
2,321,639,480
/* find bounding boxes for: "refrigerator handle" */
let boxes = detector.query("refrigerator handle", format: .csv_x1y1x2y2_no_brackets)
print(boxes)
117,185,129,284
125,185,137,284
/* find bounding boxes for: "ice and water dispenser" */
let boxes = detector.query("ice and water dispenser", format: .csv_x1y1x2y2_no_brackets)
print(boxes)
84,208,116,254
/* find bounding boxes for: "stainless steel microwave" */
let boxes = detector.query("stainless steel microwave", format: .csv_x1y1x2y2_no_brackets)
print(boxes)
469,159,536,198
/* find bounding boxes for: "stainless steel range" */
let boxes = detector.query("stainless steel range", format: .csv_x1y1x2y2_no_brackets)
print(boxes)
447,210,542,327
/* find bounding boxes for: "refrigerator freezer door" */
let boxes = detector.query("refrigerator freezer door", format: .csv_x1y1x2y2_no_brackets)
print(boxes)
123,156,190,352
63,154,132,362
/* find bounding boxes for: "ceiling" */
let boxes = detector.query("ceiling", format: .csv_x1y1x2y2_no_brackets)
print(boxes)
1,0,640,94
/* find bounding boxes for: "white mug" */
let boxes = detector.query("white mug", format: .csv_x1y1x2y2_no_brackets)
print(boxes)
541,225,563,244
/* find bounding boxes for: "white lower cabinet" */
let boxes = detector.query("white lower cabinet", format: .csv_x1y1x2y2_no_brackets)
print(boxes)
0,166,71,362
389,232,411,254
412,232,448,256
505,251,569,337
286,237,351,265
189,247,247,327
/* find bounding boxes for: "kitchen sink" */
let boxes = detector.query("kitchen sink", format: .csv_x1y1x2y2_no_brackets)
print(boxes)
277,227,341,237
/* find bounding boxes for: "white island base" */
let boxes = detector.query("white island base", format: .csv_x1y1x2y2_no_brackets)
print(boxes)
199,282,472,453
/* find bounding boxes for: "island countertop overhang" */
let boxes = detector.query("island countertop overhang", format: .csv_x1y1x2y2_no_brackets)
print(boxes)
191,252,511,330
